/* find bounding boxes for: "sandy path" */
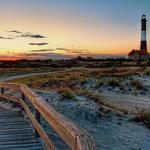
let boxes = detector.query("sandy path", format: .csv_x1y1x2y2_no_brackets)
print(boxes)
0,68,80,82
0,72,52,82
103,91,150,112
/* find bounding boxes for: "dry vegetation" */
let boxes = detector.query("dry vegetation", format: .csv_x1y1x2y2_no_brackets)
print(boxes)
9,67,150,97
107,79,121,87
0,67,58,76
143,68,150,76
9,66,147,86
58,87,76,100
133,107,150,128
130,80,144,90
9,67,150,119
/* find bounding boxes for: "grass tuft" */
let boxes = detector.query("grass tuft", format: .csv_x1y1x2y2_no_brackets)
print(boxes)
143,68,150,76
132,107,150,128
58,87,76,100
76,88,104,104
107,79,121,87
130,80,144,90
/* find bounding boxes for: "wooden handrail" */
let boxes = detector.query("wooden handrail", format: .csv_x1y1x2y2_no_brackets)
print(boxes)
0,82,97,150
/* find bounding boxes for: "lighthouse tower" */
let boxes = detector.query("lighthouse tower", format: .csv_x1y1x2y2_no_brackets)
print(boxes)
140,14,147,51
128,15,149,60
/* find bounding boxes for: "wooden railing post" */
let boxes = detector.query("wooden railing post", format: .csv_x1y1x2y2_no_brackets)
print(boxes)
35,109,41,137
22,93,25,102
21,93,25,111
1,88,4,94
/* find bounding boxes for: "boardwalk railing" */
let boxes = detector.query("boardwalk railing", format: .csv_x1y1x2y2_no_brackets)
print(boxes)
0,82,97,150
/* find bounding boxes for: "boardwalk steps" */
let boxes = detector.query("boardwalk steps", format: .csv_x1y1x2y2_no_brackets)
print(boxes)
0,107,44,150
0,82,97,150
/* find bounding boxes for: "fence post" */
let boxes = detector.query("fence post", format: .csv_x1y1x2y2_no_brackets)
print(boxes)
1,88,4,94
22,93,25,102
21,93,25,111
35,109,41,137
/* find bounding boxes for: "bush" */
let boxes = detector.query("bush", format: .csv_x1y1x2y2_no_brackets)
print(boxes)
88,92,104,104
58,87,76,100
143,68,150,76
76,89,104,104
130,80,144,90
76,89,92,96
96,79,105,87
107,79,120,87
133,107,150,128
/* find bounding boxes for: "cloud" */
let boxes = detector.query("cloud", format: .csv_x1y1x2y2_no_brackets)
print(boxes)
1,30,47,40
56,47,91,54
8,30,23,34
56,48,69,51
30,34,46,38
21,52,73,60
0,36,14,40
20,32,46,38
30,49,54,52
70,50,91,54
29,43,48,46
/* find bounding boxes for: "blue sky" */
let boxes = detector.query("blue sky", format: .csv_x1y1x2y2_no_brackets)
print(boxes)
0,0,150,59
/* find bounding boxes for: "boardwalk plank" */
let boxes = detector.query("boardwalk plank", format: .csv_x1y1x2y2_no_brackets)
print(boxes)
0,107,45,150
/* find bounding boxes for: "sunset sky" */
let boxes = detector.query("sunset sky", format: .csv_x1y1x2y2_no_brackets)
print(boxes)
0,0,150,60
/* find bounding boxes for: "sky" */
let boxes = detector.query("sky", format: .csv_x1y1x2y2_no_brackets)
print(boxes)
0,0,150,60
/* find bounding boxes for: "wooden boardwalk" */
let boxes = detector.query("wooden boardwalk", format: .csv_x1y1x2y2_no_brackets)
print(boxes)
0,107,44,150
0,82,97,150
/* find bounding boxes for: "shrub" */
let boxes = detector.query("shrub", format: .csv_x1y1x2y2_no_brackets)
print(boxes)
76,88,104,104
96,79,105,87
107,79,120,87
76,89,92,96
143,68,150,76
58,87,76,100
88,92,104,104
133,107,150,128
130,80,144,90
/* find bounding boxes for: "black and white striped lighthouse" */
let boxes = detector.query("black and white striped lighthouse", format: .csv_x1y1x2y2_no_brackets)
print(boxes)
140,14,147,51
128,15,149,60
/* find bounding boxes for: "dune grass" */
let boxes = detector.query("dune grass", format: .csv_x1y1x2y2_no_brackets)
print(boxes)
143,68,150,76
8,67,150,114
5,66,150,129
58,87,76,100
0,67,58,76
132,107,150,128
130,80,144,90
107,79,121,87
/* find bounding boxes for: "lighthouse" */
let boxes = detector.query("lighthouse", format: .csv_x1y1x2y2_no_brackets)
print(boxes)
140,14,147,51
128,15,149,60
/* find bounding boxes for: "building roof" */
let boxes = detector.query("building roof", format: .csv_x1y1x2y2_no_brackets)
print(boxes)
128,49,139,56
128,49,149,56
